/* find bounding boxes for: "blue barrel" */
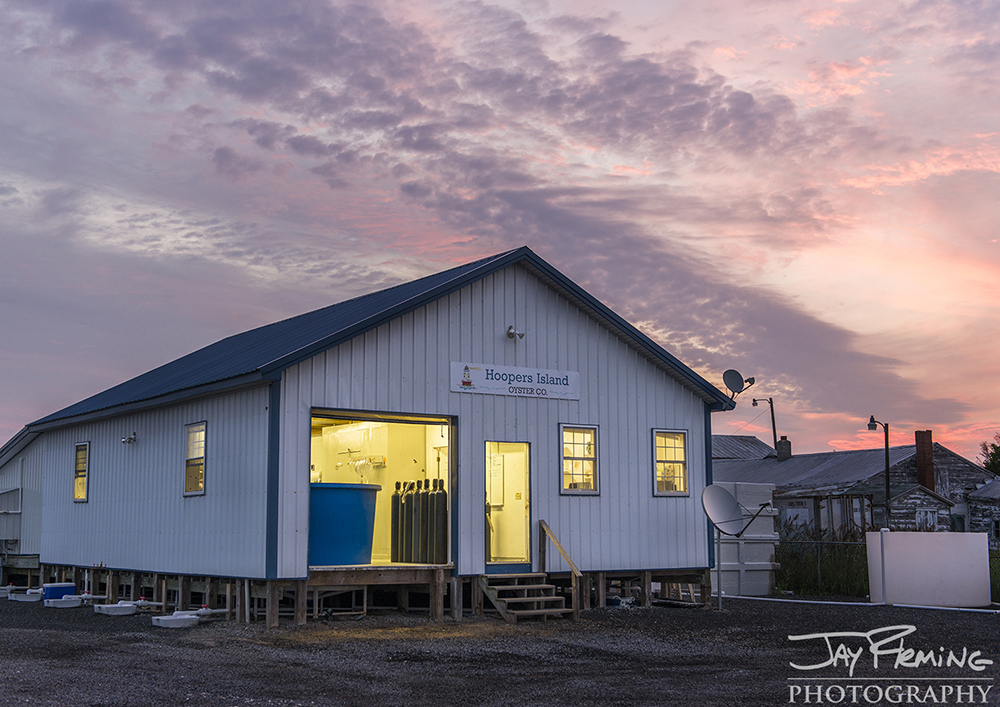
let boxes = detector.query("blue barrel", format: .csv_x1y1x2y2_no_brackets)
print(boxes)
309,483,381,566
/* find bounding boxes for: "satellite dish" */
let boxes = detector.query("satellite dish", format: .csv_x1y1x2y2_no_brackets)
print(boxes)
702,484,772,538
723,369,755,399
723,369,745,395
702,485,747,536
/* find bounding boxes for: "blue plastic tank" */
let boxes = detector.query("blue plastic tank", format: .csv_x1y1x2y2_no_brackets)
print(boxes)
308,483,381,566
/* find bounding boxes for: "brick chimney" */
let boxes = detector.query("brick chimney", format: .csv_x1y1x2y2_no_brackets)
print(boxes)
776,435,792,462
915,430,934,492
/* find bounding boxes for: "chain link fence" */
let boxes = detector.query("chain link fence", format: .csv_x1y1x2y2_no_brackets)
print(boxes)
774,539,869,597
774,519,870,597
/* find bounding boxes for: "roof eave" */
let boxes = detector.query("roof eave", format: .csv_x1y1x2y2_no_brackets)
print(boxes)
25,372,272,433
0,427,38,468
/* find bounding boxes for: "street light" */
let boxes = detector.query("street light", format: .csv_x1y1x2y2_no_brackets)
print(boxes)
867,416,891,529
752,397,778,451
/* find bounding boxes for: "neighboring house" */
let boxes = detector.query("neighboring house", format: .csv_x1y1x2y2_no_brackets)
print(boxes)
712,431,995,535
967,481,1000,546
0,247,733,620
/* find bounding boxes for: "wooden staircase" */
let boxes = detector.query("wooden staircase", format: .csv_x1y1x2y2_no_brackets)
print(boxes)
479,573,573,624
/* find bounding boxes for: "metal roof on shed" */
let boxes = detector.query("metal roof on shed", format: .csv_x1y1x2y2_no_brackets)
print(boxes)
712,435,775,460
969,480,1000,500
712,445,918,493
25,246,732,431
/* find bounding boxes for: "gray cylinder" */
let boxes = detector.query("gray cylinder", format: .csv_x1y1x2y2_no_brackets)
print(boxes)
390,481,401,563
418,479,431,563
402,481,415,562
428,479,437,564
433,479,448,564
412,480,423,564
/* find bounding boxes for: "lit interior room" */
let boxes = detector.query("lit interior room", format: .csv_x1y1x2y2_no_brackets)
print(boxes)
309,415,451,567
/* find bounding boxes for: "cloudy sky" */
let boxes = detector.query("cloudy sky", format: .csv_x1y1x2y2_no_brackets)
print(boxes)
1,0,997,459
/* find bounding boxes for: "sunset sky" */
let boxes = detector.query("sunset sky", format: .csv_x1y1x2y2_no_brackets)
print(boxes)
2,0,997,459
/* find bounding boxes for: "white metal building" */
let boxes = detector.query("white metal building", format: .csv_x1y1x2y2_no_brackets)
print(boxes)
0,247,732,620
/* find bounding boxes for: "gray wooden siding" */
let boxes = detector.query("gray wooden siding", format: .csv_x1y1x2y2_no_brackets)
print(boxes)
39,386,271,577
0,444,43,555
279,264,711,577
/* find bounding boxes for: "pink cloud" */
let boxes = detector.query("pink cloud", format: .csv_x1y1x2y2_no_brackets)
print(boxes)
789,55,894,105
843,138,1000,190
800,8,844,29
714,46,746,60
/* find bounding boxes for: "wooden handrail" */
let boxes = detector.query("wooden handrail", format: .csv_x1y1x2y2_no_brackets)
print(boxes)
538,519,581,621
538,520,581,577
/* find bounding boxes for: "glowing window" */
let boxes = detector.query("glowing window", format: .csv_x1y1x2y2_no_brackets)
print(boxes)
561,425,598,494
185,422,206,495
74,442,89,502
654,430,687,495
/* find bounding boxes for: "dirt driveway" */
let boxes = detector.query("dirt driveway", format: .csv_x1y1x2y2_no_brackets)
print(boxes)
3,596,999,706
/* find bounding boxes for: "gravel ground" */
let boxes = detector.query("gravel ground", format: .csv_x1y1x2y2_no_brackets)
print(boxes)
3,595,1000,706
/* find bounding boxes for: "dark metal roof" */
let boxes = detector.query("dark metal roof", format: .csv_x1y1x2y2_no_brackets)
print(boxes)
25,246,732,431
969,480,1000,500
712,445,919,494
712,435,775,460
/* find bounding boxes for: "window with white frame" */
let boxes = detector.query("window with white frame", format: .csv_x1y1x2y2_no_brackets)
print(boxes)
561,425,598,494
185,422,206,495
653,430,688,495
74,442,89,502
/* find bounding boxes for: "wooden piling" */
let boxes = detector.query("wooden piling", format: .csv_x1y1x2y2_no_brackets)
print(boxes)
430,569,445,621
266,581,279,628
106,572,120,605
450,577,462,620
295,580,307,626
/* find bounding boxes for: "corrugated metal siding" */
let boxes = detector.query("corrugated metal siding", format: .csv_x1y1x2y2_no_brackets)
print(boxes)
279,264,710,577
39,386,270,577
0,442,43,554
